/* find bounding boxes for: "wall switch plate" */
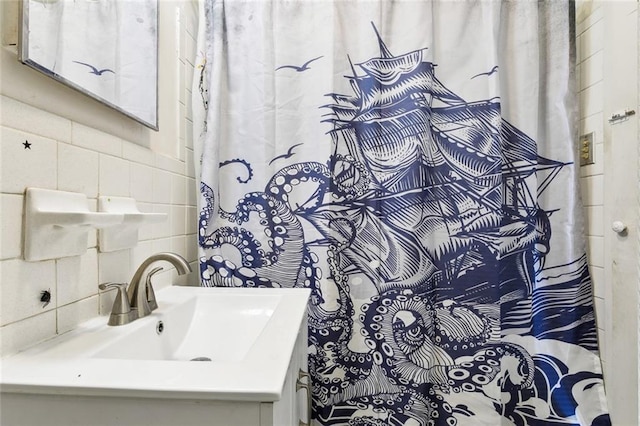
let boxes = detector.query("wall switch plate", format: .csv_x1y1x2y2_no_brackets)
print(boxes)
579,132,594,166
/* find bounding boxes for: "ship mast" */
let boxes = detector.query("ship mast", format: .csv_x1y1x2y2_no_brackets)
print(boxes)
371,23,392,58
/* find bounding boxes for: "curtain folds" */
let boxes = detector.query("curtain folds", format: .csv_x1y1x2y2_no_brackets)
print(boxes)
194,1,610,424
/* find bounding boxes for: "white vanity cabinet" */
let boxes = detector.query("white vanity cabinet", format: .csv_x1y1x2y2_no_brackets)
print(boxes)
0,287,311,426
271,320,310,426
1,322,309,426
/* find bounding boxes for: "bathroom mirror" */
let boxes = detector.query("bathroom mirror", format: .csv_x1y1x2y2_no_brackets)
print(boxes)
18,0,158,130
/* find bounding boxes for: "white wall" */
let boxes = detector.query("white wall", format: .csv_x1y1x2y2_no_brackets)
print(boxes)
602,2,640,425
576,1,640,424
0,1,200,357
576,0,606,369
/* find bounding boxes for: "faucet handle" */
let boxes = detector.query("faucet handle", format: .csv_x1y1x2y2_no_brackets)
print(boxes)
98,282,130,314
145,267,164,311
99,282,135,326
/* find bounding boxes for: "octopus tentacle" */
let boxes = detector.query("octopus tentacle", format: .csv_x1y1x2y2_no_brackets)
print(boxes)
219,158,253,183
309,243,377,408
202,191,306,287
200,226,263,267
359,289,535,396
198,182,217,247
266,162,332,207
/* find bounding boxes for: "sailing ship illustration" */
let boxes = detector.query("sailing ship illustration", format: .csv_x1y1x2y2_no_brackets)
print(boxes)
313,25,568,303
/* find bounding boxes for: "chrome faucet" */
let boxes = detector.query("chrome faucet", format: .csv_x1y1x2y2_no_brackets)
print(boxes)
101,252,192,326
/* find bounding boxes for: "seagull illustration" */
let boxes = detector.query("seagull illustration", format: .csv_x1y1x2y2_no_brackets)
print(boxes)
275,56,323,72
269,143,303,165
72,61,115,76
471,65,499,79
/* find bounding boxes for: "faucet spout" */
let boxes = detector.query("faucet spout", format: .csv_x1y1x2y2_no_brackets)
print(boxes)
127,252,192,318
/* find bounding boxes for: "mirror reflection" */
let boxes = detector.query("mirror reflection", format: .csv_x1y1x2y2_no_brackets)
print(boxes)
20,0,158,129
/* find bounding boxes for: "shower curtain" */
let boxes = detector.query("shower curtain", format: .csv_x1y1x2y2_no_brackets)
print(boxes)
194,1,610,425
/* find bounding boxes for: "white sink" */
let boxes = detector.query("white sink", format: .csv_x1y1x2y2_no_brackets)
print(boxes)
94,290,282,362
1,286,309,401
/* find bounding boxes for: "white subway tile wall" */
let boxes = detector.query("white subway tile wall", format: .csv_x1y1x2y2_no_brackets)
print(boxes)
71,122,123,157
58,143,100,197
0,2,200,357
0,193,23,259
576,0,606,370
56,249,99,306
1,127,58,193
99,155,131,197
130,164,155,204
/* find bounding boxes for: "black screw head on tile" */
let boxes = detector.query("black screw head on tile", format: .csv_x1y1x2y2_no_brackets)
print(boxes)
40,289,51,308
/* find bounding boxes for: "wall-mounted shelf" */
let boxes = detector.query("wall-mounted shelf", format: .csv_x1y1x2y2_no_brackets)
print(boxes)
98,197,167,252
24,188,123,262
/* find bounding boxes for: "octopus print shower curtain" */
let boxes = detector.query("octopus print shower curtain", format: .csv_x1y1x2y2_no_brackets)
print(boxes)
194,1,610,424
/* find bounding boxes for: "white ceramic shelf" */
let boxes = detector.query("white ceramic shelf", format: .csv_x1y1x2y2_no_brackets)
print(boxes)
98,196,167,252
24,188,123,261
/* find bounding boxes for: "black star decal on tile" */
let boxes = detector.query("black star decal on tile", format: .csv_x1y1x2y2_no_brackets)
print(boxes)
23,140,32,149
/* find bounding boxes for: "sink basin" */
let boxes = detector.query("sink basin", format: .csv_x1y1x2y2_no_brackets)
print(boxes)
1,286,309,401
95,290,282,362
